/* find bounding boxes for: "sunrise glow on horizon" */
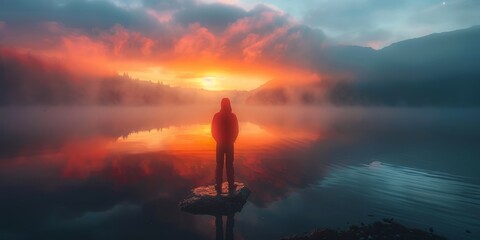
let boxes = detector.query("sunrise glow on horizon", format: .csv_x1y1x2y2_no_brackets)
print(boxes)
2,0,476,93
1,1,480,239
122,67,269,91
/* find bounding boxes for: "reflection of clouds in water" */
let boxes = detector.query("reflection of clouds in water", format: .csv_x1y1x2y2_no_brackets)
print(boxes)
112,122,319,154
51,204,141,229
0,122,330,240
1,107,480,239
112,124,214,153
368,161,382,168
319,162,480,236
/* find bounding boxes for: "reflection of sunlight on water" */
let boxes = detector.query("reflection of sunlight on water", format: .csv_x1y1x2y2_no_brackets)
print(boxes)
32,121,322,180
320,162,480,237
111,122,319,154
2,107,480,240
111,124,214,153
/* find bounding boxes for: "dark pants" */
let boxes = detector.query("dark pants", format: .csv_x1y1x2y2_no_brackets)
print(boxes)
216,144,234,187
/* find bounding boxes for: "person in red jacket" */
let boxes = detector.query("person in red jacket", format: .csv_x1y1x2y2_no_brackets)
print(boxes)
211,98,239,193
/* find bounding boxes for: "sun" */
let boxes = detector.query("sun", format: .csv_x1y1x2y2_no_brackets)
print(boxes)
202,76,217,90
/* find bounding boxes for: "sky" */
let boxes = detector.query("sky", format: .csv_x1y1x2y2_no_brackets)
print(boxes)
0,0,479,91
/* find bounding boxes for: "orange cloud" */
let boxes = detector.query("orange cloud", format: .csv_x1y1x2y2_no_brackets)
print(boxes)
60,35,112,74
0,3,331,91
174,23,220,58
102,25,156,57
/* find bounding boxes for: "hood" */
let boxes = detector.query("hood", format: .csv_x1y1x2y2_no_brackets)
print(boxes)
220,98,232,113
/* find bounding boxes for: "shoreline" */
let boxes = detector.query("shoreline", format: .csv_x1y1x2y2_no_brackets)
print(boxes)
281,218,449,240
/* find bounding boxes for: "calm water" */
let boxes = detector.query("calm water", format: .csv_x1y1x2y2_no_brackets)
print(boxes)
0,106,479,240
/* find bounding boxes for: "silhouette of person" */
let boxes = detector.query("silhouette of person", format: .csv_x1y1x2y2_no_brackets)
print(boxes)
215,213,235,240
211,98,239,193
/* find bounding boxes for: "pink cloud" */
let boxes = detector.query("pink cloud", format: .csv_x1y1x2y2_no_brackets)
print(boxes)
0,4,328,77
146,9,173,23
61,35,108,59
174,23,221,58
41,21,63,33
240,26,290,61
101,25,157,57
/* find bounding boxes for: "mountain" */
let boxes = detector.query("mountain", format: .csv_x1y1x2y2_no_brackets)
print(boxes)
250,26,480,106
245,78,327,105
0,49,247,105
1,26,479,106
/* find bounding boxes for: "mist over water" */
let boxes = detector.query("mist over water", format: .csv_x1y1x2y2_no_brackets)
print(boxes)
0,106,479,240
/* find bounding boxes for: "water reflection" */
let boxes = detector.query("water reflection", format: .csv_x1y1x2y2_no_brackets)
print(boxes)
0,107,479,239
320,162,480,233
111,122,315,154
216,214,234,240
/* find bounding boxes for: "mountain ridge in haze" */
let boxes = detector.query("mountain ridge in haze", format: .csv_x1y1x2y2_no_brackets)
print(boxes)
0,48,248,105
249,25,480,106
1,26,479,106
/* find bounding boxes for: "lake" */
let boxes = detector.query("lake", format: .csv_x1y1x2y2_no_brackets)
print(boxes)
0,106,479,240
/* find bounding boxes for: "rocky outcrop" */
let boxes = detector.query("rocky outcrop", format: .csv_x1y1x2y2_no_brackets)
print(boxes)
281,218,448,240
179,182,251,215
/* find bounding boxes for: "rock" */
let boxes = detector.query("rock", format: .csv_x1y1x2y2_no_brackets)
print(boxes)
283,220,448,240
179,182,251,215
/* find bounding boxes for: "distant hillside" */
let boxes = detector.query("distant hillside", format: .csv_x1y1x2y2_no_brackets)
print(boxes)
2,26,479,106
250,26,480,106
0,49,247,105
246,78,326,105
356,26,478,105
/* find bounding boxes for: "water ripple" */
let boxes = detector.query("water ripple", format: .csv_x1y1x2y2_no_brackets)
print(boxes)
320,162,480,239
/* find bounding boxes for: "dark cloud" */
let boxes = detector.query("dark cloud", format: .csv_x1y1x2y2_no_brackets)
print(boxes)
302,0,480,47
141,0,196,10
326,26,480,106
173,3,247,33
303,0,405,31
248,26,480,107
0,0,158,32
1,0,479,107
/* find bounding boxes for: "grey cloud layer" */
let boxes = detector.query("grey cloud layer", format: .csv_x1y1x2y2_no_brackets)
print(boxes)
0,0,157,31
0,0,329,66
173,3,248,33
1,0,480,107
302,0,480,47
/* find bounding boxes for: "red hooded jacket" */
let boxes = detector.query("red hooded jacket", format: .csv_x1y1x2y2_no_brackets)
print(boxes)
211,98,239,145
